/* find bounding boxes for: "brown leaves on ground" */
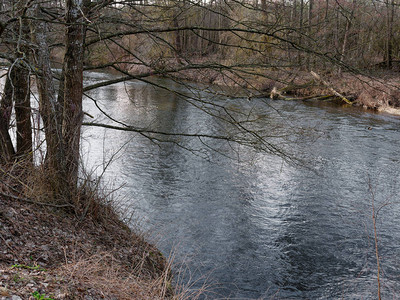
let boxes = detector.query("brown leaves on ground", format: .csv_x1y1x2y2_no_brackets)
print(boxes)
0,193,172,299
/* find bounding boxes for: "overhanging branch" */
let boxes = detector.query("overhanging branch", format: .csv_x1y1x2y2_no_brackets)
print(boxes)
82,121,237,142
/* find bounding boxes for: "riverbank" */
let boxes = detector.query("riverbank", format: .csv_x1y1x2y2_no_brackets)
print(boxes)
180,67,400,113
124,59,400,114
261,70,400,114
0,166,173,299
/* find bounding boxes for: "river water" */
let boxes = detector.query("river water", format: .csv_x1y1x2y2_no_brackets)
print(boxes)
82,72,400,299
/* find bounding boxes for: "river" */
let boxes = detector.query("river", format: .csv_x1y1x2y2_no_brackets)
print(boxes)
82,72,400,299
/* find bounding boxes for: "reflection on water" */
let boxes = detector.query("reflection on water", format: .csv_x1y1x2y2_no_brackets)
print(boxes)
82,74,400,299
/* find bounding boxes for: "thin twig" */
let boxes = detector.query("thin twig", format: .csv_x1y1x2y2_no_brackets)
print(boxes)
0,191,73,208
368,177,381,300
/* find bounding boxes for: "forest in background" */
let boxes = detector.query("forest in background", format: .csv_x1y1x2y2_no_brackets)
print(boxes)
81,0,399,72
82,0,400,107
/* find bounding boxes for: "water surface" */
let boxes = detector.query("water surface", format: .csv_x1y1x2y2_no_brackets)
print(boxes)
82,73,400,299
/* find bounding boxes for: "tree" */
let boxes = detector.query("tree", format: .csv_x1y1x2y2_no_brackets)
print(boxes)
0,0,32,163
385,0,395,68
1,0,90,204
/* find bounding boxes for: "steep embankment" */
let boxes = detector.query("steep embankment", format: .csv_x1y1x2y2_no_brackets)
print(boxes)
0,189,172,299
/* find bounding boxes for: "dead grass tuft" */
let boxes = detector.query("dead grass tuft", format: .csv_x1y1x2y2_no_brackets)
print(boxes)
59,251,173,299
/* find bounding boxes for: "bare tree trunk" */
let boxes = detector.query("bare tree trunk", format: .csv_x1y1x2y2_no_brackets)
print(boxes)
338,0,355,74
13,64,32,160
0,63,32,164
62,0,89,197
292,0,297,22
307,0,313,69
335,4,340,53
30,4,64,172
322,0,329,68
0,72,16,163
289,0,297,61
386,0,395,68
173,16,182,56
298,0,304,65
261,0,267,13
9,0,33,162
338,19,350,73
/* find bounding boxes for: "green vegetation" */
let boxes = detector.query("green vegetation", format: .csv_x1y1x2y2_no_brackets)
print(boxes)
11,264,47,272
32,291,54,300
12,274,24,283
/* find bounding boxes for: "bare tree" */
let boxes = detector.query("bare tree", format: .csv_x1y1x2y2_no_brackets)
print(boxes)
0,0,32,163
385,0,395,68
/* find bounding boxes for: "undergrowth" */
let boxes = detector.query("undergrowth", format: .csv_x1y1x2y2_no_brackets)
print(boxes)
0,159,209,299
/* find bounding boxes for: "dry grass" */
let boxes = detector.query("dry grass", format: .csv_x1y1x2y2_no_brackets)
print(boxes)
58,250,212,299
59,251,173,299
